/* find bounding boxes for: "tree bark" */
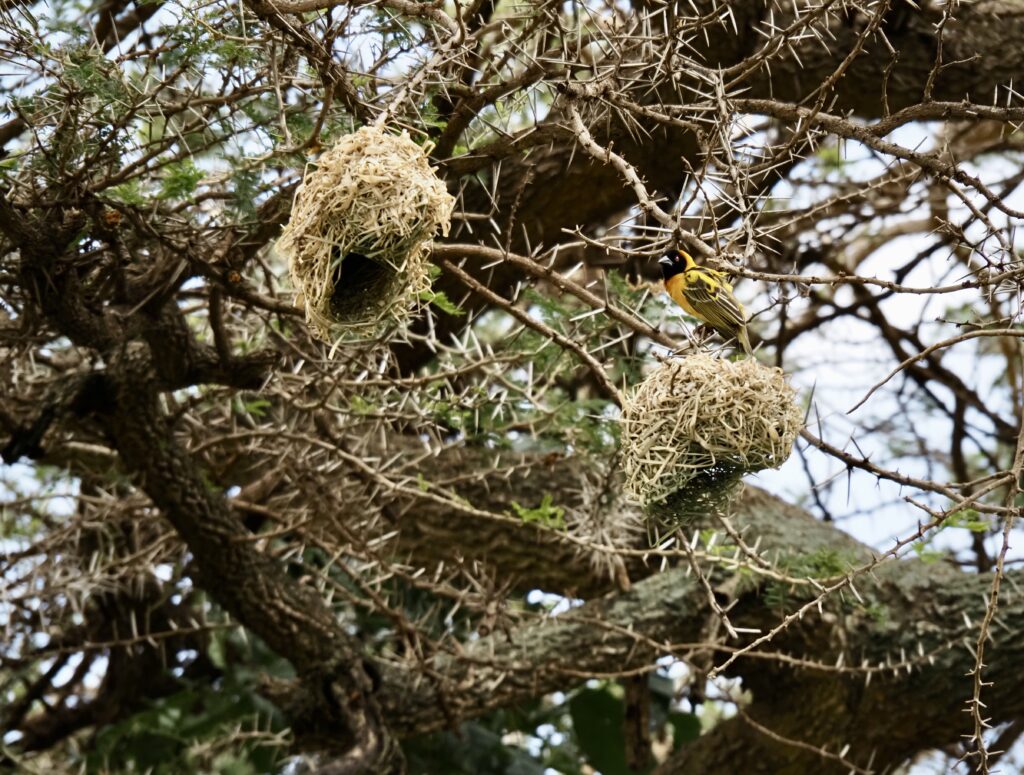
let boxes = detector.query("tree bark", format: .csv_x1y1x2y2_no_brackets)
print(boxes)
377,479,1024,773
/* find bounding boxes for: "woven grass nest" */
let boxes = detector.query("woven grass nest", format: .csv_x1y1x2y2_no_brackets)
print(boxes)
278,125,455,340
620,353,803,524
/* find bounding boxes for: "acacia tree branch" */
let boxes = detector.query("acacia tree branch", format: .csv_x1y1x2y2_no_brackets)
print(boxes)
431,243,678,349
0,200,397,768
390,0,1024,373
88,348,401,770
379,483,1024,773
438,257,624,404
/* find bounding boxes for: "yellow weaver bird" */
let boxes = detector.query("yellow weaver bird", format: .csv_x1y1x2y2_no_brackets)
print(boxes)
659,249,752,355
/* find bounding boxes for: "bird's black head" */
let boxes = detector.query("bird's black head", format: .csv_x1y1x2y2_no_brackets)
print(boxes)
659,249,688,281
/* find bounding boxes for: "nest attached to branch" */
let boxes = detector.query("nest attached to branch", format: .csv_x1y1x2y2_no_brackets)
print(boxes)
278,125,455,340
620,353,803,525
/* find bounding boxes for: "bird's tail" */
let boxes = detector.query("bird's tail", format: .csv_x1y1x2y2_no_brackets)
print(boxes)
736,325,753,356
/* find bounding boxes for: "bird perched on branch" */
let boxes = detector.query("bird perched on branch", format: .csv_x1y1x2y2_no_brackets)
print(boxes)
659,249,752,355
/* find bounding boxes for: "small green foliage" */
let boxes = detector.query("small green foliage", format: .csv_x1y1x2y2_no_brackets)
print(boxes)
911,541,947,564
418,90,450,138
106,180,147,206
765,548,856,610
864,602,889,625
348,394,378,416
420,287,466,317
160,23,207,66
418,265,466,316
511,493,566,529
794,547,852,577
211,37,261,68
817,143,846,174
425,389,480,434
569,686,640,775
159,160,204,200
450,280,635,453
909,509,989,565
234,398,271,419
86,631,289,774
228,168,261,219
943,508,989,533
63,45,129,108
284,110,314,141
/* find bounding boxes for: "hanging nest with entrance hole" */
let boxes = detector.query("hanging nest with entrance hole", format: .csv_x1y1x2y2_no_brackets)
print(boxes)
278,125,455,340
620,354,803,526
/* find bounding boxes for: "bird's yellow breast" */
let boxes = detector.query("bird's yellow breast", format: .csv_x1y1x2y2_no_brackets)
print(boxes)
665,274,700,318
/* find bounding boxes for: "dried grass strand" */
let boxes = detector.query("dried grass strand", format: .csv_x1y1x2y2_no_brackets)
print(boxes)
620,354,803,520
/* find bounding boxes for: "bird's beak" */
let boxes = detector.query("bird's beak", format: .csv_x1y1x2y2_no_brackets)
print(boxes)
658,255,673,267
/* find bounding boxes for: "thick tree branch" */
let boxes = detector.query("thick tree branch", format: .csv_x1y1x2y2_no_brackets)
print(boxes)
379,482,1024,772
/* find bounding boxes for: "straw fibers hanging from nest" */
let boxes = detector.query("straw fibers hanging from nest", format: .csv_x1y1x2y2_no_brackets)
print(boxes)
620,353,803,527
278,125,455,341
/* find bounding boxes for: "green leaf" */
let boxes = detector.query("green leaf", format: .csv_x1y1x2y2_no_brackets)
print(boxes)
667,712,701,750
240,398,271,418
229,168,261,218
420,287,465,317
944,509,989,533
159,160,204,200
569,686,650,775
912,541,945,564
349,395,377,415
510,493,566,529
107,180,146,205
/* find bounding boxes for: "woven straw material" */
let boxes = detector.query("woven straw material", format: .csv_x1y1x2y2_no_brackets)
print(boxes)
620,354,803,521
279,125,455,340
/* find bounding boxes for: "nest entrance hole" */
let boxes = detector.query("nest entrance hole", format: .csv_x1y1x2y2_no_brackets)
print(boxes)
328,249,401,322
647,462,744,532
